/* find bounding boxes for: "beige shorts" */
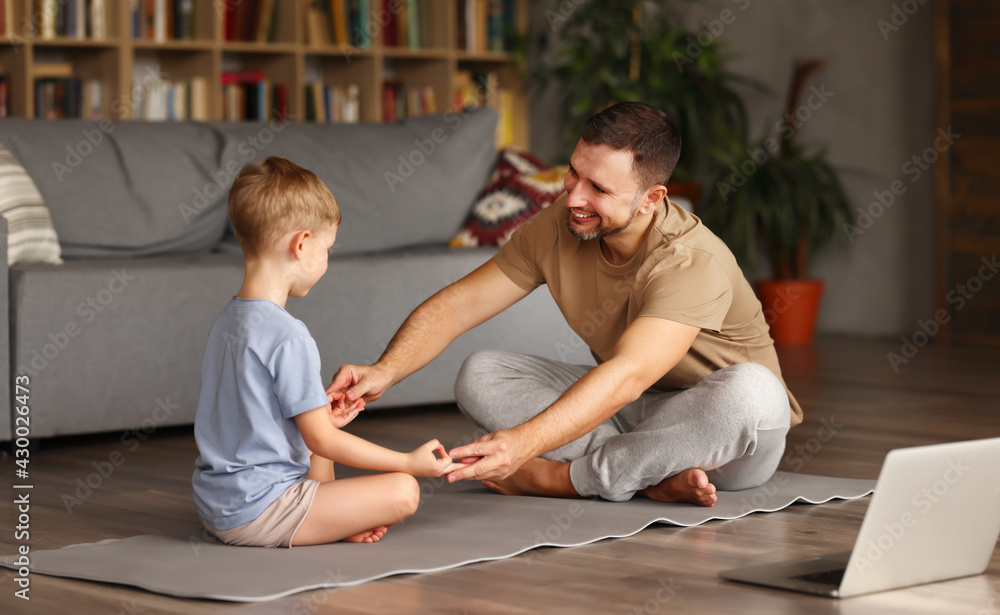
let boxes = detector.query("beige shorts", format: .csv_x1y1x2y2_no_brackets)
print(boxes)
206,479,320,548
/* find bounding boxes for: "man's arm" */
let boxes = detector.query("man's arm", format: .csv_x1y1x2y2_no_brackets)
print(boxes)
446,316,700,482
327,259,532,405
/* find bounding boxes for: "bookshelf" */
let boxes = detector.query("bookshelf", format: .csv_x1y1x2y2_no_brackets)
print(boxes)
0,0,529,149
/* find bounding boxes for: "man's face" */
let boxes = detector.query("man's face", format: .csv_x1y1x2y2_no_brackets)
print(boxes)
563,140,645,241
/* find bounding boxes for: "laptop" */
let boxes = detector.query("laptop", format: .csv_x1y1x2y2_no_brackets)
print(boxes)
719,437,1000,598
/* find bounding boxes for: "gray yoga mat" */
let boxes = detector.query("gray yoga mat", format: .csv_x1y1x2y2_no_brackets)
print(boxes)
2,472,873,602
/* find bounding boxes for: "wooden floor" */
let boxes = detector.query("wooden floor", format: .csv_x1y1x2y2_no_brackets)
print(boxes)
1,336,999,614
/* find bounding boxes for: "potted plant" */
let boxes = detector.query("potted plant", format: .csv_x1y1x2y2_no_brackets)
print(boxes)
699,60,855,344
527,0,755,200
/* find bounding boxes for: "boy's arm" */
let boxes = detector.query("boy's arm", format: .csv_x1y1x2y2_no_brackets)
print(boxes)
295,405,460,476
297,405,409,472
307,452,335,482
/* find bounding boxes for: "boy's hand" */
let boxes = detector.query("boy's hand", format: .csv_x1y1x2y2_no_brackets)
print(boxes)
405,439,469,478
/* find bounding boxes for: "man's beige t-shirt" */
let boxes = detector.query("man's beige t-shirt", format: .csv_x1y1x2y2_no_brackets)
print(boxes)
494,193,803,426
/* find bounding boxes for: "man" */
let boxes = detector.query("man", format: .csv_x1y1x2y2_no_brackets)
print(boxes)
328,102,802,506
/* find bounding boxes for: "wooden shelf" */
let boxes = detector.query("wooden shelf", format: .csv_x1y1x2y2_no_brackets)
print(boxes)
0,0,530,149
32,38,122,47
130,40,217,51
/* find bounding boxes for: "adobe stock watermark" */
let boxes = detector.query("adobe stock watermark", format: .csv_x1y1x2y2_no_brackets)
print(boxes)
625,578,683,615
61,397,179,513
673,0,752,71
887,254,998,373
287,568,350,615
976,586,1000,615
114,600,146,615
715,83,834,201
17,268,136,377
877,0,929,42
177,113,290,223
544,0,587,29
382,100,488,193
738,416,844,515
50,65,168,182
520,500,586,568
382,69,501,193
853,457,970,575
844,126,960,244
554,271,635,362
6,0,63,51
345,0,405,60
784,416,844,473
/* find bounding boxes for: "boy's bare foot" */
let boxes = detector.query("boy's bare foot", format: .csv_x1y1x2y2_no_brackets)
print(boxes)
641,468,717,507
482,458,580,499
342,525,388,543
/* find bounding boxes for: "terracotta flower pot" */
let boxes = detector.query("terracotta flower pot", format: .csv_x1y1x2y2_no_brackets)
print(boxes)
756,279,825,345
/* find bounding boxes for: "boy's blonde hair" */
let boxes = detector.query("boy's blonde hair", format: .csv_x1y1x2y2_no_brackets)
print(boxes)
228,157,341,258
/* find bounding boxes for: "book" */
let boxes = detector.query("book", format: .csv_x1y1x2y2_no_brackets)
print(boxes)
463,0,475,52
383,0,397,47
395,0,407,47
273,83,286,120
153,0,166,42
65,0,78,39
494,87,514,147
343,83,359,123
255,0,276,42
331,0,348,45
357,0,370,47
33,63,74,79
144,0,154,39
175,0,194,40
311,81,325,121
82,78,102,119
39,0,57,39
383,81,396,122
90,0,107,39
189,76,208,120
475,0,488,52
0,76,9,118
407,0,419,49
488,0,504,52
306,0,330,45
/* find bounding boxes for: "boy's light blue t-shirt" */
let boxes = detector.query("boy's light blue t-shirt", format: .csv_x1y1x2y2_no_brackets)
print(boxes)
192,298,330,530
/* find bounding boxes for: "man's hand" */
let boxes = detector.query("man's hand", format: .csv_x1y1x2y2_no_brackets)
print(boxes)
327,364,394,409
327,396,365,428
445,429,532,483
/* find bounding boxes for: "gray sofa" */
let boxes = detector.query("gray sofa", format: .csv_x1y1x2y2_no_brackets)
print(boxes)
0,110,591,441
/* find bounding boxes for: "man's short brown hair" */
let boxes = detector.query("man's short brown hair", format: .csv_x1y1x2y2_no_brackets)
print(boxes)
580,102,682,192
227,157,341,258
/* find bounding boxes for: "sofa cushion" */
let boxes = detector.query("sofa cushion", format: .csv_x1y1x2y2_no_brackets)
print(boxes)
213,108,498,256
450,149,567,247
0,142,63,265
0,119,230,258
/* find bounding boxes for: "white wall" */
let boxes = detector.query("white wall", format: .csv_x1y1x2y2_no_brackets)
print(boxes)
528,0,936,337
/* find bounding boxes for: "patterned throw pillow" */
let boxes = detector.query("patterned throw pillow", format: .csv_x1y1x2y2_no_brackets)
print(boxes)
0,143,63,265
450,150,567,248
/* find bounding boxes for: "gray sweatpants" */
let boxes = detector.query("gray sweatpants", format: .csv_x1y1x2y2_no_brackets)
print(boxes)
454,350,791,501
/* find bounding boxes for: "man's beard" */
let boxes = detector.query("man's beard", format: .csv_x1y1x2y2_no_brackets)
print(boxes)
567,198,642,241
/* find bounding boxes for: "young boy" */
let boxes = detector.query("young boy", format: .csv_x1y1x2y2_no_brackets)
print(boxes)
192,156,460,547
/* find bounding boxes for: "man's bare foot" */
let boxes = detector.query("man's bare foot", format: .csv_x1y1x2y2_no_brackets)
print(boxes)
482,458,580,499
342,525,388,543
641,468,717,507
